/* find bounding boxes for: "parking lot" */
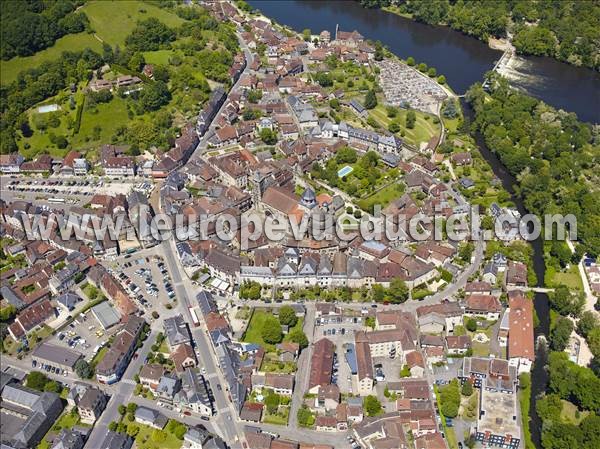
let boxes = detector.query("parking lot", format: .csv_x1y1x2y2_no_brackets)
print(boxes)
111,255,176,317
48,309,118,363
1,176,135,200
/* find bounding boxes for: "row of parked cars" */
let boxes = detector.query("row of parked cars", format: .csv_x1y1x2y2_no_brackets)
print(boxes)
31,360,69,376
157,260,175,299
136,268,160,297
347,435,361,449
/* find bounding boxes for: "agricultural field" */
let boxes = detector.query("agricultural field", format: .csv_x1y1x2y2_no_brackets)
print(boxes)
80,0,186,46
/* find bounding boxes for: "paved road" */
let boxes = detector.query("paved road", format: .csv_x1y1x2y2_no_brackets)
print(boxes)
161,239,246,447
287,304,316,431
189,31,254,163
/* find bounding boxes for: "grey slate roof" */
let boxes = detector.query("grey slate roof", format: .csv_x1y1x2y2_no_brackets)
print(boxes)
156,374,181,398
32,343,82,368
98,431,133,449
163,315,192,347
50,428,88,449
196,290,217,317
55,292,82,311
134,406,167,428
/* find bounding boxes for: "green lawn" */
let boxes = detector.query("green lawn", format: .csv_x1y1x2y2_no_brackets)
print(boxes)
76,96,130,151
443,116,461,134
82,284,100,300
263,407,290,425
547,265,583,291
16,87,88,159
158,339,170,354
357,182,406,212
261,356,297,374
90,346,108,370
132,423,183,449
17,86,143,159
369,104,441,147
143,50,176,65
1,33,102,85
242,310,276,351
284,317,304,340
81,0,186,47
560,399,590,424
37,410,82,449
244,310,303,354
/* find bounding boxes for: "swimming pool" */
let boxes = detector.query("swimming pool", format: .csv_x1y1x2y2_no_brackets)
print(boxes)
338,165,354,178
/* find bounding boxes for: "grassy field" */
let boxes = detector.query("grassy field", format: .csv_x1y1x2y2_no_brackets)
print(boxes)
443,116,461,134
243,310,304,353
81,0,185,46
560,399,590,424
1,33,103,85
17,90,132,159
357,181,406,212
2,0,185,85
243,310,276,350
368,104,441,147
143,49,176,65
130,422,183,449
263,406,290,425
77,96,130,151
546,264,583,290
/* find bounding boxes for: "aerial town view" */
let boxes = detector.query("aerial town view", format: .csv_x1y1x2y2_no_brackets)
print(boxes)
0,1,599,449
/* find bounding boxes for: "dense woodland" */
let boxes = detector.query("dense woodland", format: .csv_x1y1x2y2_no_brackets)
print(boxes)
1,0,90,60
360,0,600,70
466,74,600,259
0,3,239,156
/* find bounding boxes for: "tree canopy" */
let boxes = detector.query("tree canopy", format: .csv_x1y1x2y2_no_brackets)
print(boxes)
125,18,176,52
1,0,89,60
364,395,383,416
278,306,298,327
261,315,283,344
467,74,600,258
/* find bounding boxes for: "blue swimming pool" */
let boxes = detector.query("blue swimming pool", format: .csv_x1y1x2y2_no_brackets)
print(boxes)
338,165,354,178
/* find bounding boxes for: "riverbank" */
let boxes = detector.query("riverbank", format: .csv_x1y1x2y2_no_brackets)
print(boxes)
460,98,548,449
250,0,599,123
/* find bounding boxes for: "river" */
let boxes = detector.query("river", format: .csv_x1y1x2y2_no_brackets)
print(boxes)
461,99,548,449
248,0,600,123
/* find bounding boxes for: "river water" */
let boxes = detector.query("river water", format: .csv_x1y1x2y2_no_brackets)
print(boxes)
248,0,600,123
461,99,548,448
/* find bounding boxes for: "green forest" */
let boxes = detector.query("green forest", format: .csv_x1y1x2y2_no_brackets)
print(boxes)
466,74,600,259
1,0,90,60
360,0,600,70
